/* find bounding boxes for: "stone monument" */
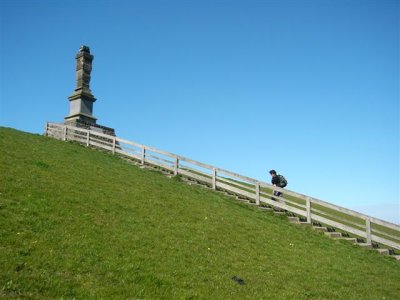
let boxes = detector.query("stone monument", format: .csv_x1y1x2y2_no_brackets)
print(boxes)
64,45,115,135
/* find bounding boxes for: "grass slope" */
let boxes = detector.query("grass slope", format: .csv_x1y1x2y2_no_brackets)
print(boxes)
1,127,399,299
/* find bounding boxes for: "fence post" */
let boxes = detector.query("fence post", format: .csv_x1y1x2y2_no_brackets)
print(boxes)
306,197,312,223
365,217,372,244
141,147,146,165
174,157,179,176
212,168,217,190
86,130,90,146
112,137,116,154
255,182,260,206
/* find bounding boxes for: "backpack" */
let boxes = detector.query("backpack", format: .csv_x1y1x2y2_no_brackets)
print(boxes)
278,175,287,188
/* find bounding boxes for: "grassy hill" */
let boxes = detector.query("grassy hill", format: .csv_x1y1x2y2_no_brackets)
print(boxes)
1,127,399,299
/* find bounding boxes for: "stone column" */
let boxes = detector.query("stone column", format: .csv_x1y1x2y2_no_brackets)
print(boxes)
65,45,97,125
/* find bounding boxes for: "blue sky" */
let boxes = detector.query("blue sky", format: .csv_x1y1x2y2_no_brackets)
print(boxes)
1,0,399,223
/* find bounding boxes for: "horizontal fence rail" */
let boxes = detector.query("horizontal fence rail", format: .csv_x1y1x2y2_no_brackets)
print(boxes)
45,122,400,250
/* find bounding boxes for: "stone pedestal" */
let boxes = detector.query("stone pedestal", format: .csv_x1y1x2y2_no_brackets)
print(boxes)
65,119,116,136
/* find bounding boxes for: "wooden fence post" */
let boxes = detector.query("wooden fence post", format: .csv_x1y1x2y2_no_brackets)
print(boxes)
86,130,90,146
365,217,372,244
255,182,260,206
174,157,179,176
306,197,312,223
212,168,217,190
112,137,116,154
141,147,146,165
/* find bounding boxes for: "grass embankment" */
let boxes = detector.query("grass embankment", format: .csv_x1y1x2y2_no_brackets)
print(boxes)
1,127,399,299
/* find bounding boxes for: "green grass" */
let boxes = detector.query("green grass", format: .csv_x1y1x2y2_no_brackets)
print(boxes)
1,127,400,299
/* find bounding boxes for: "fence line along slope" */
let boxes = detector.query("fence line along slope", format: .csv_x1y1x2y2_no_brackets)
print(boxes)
45,122,400,255
1,126,400,299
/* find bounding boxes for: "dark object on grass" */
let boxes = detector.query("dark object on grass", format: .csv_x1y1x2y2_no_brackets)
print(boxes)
15,262,26,272
232,276,245,285
372,242,379,249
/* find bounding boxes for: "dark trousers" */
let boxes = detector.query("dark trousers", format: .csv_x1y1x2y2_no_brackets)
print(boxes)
271,190,282,201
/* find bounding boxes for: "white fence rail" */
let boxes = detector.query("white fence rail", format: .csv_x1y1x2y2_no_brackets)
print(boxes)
45,122,400,250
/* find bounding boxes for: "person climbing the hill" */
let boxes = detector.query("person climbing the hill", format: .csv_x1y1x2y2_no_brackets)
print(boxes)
269,170,287,201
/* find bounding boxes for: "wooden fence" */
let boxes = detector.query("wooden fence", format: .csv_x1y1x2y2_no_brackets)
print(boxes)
45,122,400,250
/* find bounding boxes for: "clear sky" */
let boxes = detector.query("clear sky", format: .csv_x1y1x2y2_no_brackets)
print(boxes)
1,0,399,224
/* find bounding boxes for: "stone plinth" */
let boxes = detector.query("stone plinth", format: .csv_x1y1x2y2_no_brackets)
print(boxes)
65,119,116,136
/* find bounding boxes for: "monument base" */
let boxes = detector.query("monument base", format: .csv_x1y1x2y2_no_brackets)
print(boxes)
64,119,116,136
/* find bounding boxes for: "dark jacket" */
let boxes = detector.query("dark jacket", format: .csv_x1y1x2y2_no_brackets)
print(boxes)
271,175,280,186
